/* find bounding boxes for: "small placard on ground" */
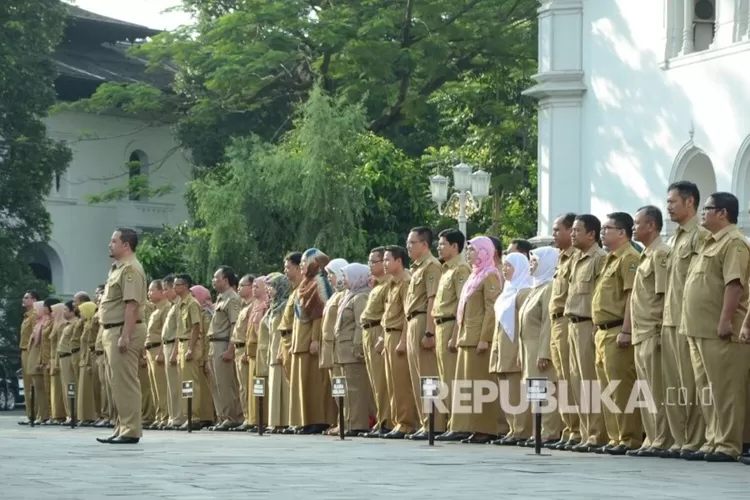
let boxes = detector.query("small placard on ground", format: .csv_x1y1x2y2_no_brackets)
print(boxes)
67,383,76,398
526,377,548,401
331,376,347,397
253,377,265,397
420,376,440,399
181,380,194,398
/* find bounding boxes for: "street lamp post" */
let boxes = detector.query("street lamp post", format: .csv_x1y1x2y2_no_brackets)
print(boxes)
429,163,491,237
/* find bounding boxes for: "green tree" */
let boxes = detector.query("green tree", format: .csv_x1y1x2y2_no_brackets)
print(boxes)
0,0,71,361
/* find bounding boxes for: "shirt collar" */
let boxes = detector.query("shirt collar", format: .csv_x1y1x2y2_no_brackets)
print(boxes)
643,236,663,256
442,255,462,270
711,223,737,242
678,214,699,233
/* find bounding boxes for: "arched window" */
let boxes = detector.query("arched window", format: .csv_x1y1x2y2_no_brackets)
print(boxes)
128,150,149,201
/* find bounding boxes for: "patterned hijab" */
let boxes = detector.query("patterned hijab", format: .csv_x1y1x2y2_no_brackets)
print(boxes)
531,246,559,287
457,237,502,325
295,248,334,321
494,252,532,342
248,275,269,327
336,263,372,330
266,273,291,319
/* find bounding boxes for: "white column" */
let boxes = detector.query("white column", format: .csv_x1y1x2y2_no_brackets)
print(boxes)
745,0,750,40
680,0,695,54
711,0,737,47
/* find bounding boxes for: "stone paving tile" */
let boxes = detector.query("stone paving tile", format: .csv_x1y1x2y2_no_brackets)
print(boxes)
0,414,747,499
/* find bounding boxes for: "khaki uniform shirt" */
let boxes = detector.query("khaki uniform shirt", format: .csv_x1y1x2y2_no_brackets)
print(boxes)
176,295,202,341
208,289,241,340
663,215,710,330
432,256,471,319
682,224,750,342
550,246,576,316
278,286,298,332
405,254,441,315
382,272,410,331
161,298,181,343
71,317,85,351
592,242,639,325
58,323,74,354
20,310,34,349
564,246,607,319
456,273,501,346
231,299,254,345
360,275,391,324
334,293,368,365
146,300,169,345
630,237,670,344
99,256,148,325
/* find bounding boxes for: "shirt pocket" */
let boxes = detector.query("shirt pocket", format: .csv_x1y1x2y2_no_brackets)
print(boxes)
572,268,594,295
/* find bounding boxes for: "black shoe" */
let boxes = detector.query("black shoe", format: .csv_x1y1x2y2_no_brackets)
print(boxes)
639,447,663,458
295,425,315,435
594,444,615,454
655,448,680,458
381,430,407,439
681,450,705,461
359,427,380,438
436,431,471,442
606,444,631,456
738,455,750,465
546,439,565,450
560,440,580,451
409,430,428,441
461,433,494,444
17,419,31,426
109,436,140,444
94,420,109,428
344,429,367,437
96,434,118,443
234,423,250,432
704,451,736,463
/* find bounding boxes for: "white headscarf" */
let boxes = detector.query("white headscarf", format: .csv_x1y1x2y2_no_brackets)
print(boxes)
494,252,532,342
531,246,559,288
325,258,349,292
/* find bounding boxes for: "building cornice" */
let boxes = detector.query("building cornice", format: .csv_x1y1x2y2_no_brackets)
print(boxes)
522,70,586,103
538,0,583,15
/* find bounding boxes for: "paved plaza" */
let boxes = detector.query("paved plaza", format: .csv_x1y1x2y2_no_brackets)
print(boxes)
0,413,747,499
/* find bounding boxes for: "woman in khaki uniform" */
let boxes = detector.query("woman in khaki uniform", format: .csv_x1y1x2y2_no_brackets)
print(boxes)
491,252,533,446
291,248,335,434
441,237,502,444
333,263,373,435
191,285,217,427
322,258,348,434
76,302,99,425
264,273,292,433
40,298,58,424
27,301,50,423
57,302,77,422
48,302,67,424
518,247,562,447
246,276,269,430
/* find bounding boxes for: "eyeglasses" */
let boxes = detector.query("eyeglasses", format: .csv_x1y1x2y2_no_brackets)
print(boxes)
368,260,382,265
702,206,722,213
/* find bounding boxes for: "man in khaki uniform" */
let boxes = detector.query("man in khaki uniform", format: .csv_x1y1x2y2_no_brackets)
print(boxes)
565,214,608,453
628,206,671,457
145,280,170,429
174,274,204,431
160,275,183,429
92,285,113,428
404,227,444,439
547,213,581,450
684,192,750,462
432,228,470,424
95,228,148,445
17,290,38,425
592,212,642,455
662,181,708,458
231,274,255,431
278,252,303,434
378,245,416,439
359,247,393,437
208,266,243,430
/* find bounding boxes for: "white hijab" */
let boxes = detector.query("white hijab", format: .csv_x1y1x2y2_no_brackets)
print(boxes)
531,246,559,287
494,252,532,342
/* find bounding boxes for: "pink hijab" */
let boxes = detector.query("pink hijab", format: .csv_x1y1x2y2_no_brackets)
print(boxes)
248,275,269,327
190,285,213,313
456,236,502,325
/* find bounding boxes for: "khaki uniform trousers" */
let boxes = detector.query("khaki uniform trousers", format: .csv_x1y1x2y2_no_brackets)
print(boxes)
594,325,642,448
568,320,607,445
177,340,203,422
435,320,458,421
58,352,77,419
268,363,290,428
209,339,241,423
688,337,749,458
50,369,66,420
362,325,391,429
163,341,183,425
406,314,445,432
95,352,112,420
146,346,169,424
497,371,531,439
634,335,671,450
247,356,267,426
102,325,147,438
383,330,417,433
337,363,372,431
235,354,250,424
550,316,580,441
21,349,33,421
139,360,154,422
77,354,98,422
661,326,704,451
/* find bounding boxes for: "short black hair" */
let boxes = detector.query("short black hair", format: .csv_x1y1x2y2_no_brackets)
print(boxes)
637,205,663,232
574,214,602,245
174,273,193,288
384,245,408,268
668,181,700,209
162,274,175,286
410,226,434,247
510,239,533,257
75,292,91,302
488,236,503,256
216,265,239,287
25,290,40,301
285,252,302,266
64,300,77,315
370,246,386,259
558,213,577,229
96,284,105,291
438,228,465,253
606,212,634,239
150,279,164,290
115,227,139,252
43,297,60,310
708,192,739,224
240,274,255,284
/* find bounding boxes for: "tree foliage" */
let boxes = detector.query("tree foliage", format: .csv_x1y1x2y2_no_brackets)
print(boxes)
0,0,71,359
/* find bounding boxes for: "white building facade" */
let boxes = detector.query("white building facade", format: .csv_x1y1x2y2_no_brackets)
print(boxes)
526,0,750,235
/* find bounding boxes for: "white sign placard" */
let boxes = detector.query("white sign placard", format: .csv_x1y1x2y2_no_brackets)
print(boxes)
526,377,548,402
331,376,347,397
253,377,266,397
420,376,440,399
67,383,76,398
181,380,194,398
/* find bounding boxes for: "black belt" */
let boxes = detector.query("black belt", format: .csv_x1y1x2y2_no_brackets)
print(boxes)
89,346,95,352
145,342,162,350
95,350,104,355
20,348,27,351
385,327,401,333
406,311,426,321
362,320,381,330
234,342,246,348
71,347,80,354
59,352,72,359
566,315,591,324
551,312,565,320
435,316,456,325
209,338,229,342
596,320,624,331
280,330,291,337
163,339,175,345
102,321,142,329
